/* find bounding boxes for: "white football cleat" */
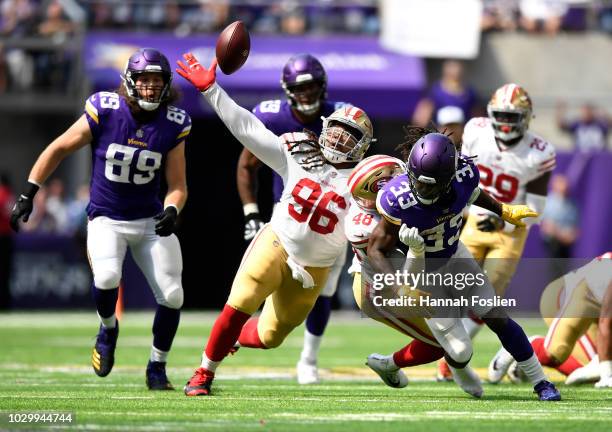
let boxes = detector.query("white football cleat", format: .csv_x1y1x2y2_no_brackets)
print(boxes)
366,353,408,388
594,376,612,388
449,364,483,398
296,359,320,385
488,346,514,384
566,356,600,385
507,360,528,384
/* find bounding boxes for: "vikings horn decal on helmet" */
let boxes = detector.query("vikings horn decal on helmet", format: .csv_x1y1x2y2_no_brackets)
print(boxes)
487,83,533,143
407,133,457,205
319,106,374,164
348,155,405,209
281,54,327,115
121,48,172,111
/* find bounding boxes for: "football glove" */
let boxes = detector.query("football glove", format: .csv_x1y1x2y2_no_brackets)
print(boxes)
154,206,178,237
398,224,425,255
10,181,39,232
501,203,538,228
244,213,264,241
476,214,504,232
176,53,217,92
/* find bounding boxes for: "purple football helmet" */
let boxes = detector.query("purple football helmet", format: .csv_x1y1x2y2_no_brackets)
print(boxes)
121,48,172,111
281,54,327,115
407,133,457,204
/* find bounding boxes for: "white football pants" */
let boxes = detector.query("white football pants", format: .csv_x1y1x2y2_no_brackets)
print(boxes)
87,216,183,309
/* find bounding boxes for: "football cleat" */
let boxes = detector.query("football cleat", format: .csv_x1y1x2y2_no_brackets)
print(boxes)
595,376,612,388
448,365,483,398
366,354,408,388
146,361,174,390
92,323,119,377
297,359,320,385
436,358,454,382
488,346,514,384
184,367,214,396
507,360,528,384
566,356,600,385
534,380,561,401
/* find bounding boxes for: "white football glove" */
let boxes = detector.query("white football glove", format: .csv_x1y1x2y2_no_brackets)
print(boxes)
399,224,425,255
244,214,265,241
594,376,612,388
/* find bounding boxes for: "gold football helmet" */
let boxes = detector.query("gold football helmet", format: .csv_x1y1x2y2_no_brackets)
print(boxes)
348,155,405,209
487,83,533,143
319,106,374,163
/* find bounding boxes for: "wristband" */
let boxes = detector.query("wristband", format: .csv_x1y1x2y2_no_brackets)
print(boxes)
243,203,259,216
23,180,40,199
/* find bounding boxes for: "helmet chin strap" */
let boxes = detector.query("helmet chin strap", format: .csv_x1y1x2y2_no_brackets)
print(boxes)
138,100,160,111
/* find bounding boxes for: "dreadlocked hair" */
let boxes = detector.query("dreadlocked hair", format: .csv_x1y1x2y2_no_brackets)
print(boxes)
284,129,326,171
394,122,468,161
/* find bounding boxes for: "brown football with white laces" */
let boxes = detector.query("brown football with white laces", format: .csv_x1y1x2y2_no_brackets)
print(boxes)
215,21,250,75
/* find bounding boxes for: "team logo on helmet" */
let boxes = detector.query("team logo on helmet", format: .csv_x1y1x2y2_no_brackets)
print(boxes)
320,106,375,164
487,83,532,143
348,155,405,209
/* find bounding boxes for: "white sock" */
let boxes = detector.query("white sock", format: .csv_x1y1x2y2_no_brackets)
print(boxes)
600,360,612,379
518,353,547,385
150,345,168,363
462,317,483,339
300,329,322,364
200,353,221,373
98,312,117,329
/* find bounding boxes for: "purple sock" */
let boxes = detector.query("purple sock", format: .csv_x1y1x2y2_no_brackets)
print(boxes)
490,318,534,362
152,305,180,352
92,285,118,318
305,296,332,337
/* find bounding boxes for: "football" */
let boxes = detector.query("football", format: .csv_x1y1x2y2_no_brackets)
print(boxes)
216,20,250,75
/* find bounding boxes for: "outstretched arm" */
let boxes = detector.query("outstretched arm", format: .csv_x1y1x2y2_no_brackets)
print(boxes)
176,53,285,173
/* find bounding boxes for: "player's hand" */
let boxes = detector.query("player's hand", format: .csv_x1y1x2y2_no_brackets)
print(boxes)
176,53,217,92
10,181,39,232
398,224,425,255
244,213,264,241
501,203,538,228
154,206,178,237
594,376,612,388
476,214,504,232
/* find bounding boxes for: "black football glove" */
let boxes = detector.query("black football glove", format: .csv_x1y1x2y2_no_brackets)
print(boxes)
244,213,264,241
476,214,504,232
10,181,39,232
154,206,178,237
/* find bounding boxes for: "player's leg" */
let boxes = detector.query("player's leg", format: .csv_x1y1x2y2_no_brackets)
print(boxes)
297,250,345,384
533,280,599,373
184,225,283,396
87,216,128,377
130,221,184,390
256,265,329,349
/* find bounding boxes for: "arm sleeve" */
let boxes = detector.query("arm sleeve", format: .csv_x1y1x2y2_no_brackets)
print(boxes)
202,83,286,173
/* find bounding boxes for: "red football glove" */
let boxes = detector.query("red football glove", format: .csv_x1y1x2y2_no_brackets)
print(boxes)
176,53,218,92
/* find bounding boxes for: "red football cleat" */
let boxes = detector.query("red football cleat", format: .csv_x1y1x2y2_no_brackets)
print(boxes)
184,367,215,396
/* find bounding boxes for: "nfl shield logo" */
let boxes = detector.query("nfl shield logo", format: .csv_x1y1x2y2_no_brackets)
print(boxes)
136,129,144,138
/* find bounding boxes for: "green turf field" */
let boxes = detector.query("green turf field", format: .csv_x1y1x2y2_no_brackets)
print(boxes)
0,312,610,431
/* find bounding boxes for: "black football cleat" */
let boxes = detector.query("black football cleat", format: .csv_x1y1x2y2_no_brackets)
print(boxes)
184,367,214,396
534,380,561,401
146,361,175,390
92,322,119,377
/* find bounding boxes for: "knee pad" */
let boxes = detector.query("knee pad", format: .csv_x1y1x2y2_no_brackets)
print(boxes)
93,269,121,290
428,319,473,365
444,334,473,365
158,286,183,309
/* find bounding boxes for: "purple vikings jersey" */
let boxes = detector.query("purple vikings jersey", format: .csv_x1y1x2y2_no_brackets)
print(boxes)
376,159,480,259
84,91,191,220
252,99,346,202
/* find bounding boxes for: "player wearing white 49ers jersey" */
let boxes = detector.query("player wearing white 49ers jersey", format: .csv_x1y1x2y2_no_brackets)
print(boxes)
436,84,557,381
175,52,374,396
